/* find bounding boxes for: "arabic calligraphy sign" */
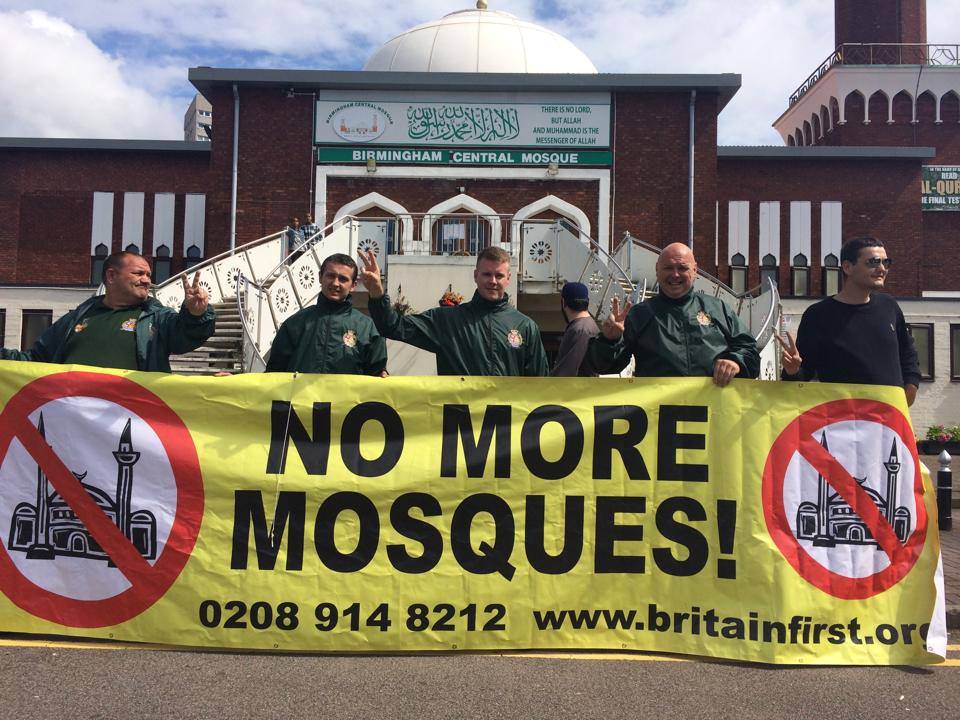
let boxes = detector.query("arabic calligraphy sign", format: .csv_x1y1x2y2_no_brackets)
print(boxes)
315,91,610,148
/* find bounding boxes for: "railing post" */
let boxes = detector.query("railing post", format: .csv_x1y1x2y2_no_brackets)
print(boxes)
938,450,953,531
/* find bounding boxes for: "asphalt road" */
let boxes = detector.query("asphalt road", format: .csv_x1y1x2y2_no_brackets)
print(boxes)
1,633,959,720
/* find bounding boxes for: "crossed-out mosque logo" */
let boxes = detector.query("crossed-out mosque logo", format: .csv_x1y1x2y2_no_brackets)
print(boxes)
794,431,912,548
7,414,157,563
0,397,178,603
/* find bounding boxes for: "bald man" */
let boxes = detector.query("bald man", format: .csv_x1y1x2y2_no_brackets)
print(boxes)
587,243,759,385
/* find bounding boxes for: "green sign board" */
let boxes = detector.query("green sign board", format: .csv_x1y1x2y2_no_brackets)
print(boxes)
317,147,613,167
922,165,960,211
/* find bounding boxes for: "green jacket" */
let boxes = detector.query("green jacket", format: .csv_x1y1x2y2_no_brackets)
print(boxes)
266,294,387,375
368,291,548,376
587,291,760,379
0,296,216,372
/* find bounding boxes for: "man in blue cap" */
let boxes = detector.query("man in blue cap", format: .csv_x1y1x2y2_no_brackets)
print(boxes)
552,281,599,376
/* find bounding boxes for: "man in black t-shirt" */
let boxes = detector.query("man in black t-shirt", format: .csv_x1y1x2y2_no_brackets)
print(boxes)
778,237,920,405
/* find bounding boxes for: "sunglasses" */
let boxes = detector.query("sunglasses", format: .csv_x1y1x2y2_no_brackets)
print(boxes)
863,257,892,268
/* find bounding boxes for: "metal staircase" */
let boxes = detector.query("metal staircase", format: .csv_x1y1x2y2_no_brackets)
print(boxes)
150,215,780,378
168,301,244,375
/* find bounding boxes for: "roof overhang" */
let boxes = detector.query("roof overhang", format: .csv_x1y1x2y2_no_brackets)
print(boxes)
718,145,936,160
189,67,741,112
0,138,210,152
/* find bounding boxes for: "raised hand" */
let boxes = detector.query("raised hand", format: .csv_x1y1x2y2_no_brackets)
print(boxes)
182,271,209,317
357,249,384,299
775,331,802,376
601,296,633,340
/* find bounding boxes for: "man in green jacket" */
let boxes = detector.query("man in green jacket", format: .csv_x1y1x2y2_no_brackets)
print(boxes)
266,253,387,375
0,252,215,373
588,243,759,385
360,246,548,377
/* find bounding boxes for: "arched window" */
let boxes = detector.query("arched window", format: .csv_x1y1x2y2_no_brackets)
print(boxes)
822,252,841,296
760,253,779,292
91,242,109,285
729,252,747,295
892,90,913,124
184,244,202,271
433,214,492,256
422,195,501,256
154,244,172,284
333,192,414,254
844,91,866,124
868,91,888,124
791,253,809,297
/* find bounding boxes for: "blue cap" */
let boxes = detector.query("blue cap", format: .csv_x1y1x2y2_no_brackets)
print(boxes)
561,282,589,303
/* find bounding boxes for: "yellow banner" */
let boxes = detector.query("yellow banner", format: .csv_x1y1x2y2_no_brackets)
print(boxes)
0,362,946,664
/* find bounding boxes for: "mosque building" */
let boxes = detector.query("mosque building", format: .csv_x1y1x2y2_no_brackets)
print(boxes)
0,0,957,429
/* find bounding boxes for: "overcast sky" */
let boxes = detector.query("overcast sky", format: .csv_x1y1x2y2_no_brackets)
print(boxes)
1,1,957,145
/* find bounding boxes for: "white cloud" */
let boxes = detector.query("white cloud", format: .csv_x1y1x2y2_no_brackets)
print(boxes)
0,1,956,143
0,10,181,139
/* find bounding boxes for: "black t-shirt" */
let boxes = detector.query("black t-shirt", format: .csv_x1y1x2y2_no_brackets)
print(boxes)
785,294,920,388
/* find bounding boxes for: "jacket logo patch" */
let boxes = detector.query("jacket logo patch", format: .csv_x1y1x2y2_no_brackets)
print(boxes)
507,329,523,348
74,320,88,333
696,310,713,327
343,330,358,348
121,318,137,332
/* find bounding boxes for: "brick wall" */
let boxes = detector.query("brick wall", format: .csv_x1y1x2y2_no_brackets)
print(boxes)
717,157,926,295
206,86,314,253
611,91,719,270
835,0,926,46
0,148,210,285
820,109,960,166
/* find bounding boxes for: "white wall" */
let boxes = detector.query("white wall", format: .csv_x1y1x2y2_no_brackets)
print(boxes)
376,254,519,376
780,297,960,435
0,287,98,349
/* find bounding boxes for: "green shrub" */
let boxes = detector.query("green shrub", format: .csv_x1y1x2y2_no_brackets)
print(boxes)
925,424,960,442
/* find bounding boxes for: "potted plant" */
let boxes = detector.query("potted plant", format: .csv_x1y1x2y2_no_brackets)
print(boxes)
917,424,960,455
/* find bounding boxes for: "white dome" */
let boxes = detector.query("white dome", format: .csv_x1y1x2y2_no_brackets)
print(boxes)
363,7,597,74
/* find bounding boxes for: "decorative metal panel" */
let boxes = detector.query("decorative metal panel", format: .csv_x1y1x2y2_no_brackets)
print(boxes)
244,237,285,283
521,223,556,283
267,272,302,328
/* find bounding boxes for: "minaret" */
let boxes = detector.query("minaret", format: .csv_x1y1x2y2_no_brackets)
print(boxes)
835,0,926,47
112,419,140,541
883,438,901,524
26,413,54,560
813,432,833,546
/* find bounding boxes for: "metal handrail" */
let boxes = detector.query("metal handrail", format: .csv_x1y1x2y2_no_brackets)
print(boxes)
752,278,780,349
621,233,740,298
235,272,266,371
553,222,635,296
152,228,286,292
260,217,346,286
789,42,960,106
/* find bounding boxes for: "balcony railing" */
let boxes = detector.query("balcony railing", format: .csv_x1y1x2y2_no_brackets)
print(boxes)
789,43,960,106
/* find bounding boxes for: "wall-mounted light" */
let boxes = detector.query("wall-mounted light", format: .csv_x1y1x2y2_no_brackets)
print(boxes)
547,161,559,176
285,88,296,99
366,157,377,173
